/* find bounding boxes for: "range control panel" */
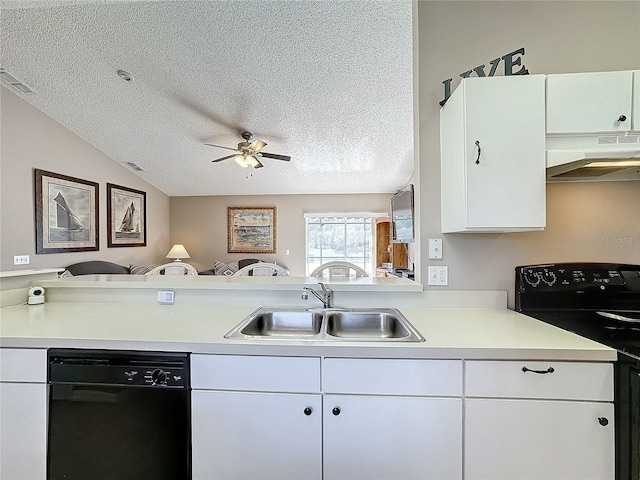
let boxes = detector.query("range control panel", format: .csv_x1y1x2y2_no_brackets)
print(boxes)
516,263,640,292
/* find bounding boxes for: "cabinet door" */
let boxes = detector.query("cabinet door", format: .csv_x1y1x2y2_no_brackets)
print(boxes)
441,75,546,233
324,394,462,480
0,383,48,480
191,390,322,480
465,398,614,480
547,70,633,134
463,75,546,231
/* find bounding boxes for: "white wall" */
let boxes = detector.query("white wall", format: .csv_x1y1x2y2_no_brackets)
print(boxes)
417,1,640,306
0,87,170,271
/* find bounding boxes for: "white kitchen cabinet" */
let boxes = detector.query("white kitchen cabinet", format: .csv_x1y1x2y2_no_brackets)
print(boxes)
192,390,322,480
0,348,48,480
546,70,635,134
191,354,322,479
191,355,464,480
323,358,463,480
440,75,546,233
464,360,615,480
324,394,462,480
466,399,614,480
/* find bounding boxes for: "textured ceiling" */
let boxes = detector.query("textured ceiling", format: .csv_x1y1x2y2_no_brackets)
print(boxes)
0,0,414,196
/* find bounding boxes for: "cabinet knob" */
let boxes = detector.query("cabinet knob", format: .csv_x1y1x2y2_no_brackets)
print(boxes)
304,407,313,416
332,407,341,416
598,417,609,426
618,115,627,122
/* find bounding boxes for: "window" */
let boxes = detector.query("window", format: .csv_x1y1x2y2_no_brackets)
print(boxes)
305,214,382,276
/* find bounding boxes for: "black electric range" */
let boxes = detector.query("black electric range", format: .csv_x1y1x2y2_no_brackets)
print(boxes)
515,262,640,480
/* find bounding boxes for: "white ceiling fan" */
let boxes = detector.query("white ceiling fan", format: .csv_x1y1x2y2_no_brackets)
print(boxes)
205,131,291,169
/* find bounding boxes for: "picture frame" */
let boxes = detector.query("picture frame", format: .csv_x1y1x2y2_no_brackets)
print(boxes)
34,169,99,254
228,206,277,254
107,183,147,248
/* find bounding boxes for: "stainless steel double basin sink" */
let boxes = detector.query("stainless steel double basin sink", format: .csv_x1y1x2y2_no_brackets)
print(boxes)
224,307,425,342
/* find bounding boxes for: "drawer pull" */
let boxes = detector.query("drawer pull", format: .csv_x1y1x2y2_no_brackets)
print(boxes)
521,366,555,374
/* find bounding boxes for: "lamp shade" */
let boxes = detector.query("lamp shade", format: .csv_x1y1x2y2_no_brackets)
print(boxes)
166,244,190,262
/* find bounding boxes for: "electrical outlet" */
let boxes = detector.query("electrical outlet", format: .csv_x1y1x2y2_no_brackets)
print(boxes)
427,266,448,286
13,255,30,265
157,290,175,305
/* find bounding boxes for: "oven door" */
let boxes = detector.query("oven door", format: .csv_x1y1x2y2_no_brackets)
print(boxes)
616,356,640,480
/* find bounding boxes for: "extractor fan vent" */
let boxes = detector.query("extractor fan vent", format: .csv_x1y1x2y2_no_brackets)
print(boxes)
0,68,36,94
123,161,145,172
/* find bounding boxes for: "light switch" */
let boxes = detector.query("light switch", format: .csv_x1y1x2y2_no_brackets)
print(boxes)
428,239,443,259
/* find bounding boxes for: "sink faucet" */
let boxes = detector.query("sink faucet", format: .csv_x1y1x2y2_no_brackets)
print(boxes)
302,282,333,308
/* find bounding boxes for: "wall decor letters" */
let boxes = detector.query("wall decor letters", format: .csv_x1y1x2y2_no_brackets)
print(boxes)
439,47,529,106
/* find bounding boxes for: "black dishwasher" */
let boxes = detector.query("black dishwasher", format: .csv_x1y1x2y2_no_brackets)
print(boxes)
47,349,191,480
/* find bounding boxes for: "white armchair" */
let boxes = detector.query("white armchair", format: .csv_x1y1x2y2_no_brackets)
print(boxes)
310,261,368,278
145,262,198,276
233,262,289,277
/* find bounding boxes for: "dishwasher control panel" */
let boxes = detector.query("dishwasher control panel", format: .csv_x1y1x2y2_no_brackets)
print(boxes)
48,349,189,388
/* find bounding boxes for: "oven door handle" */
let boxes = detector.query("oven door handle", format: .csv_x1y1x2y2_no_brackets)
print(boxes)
597,311,640,324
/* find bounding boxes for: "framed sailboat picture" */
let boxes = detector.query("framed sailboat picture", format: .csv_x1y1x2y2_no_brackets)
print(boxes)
34,169,99,254
107,183,147,248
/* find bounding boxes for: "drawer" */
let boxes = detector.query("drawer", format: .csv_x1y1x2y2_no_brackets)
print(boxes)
323,358,463,396
191,354,320,393
0,348,47,383
465,361,613,401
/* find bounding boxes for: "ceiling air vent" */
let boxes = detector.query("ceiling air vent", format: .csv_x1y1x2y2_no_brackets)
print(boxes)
123,161,145,172
0,68,36,94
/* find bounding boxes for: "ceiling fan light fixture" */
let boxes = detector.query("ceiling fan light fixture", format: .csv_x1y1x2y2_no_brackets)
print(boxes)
234,154,250,168
246,155,260,168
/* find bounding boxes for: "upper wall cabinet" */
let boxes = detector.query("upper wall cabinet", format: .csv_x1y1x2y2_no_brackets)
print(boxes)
440,75,546,233
546,70,635,134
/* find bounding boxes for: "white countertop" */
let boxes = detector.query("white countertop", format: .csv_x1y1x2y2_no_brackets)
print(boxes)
0,302,616,361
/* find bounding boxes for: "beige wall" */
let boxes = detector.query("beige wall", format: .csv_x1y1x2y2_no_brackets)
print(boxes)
0,87,170,271
417,1,640,306
170,194,392,274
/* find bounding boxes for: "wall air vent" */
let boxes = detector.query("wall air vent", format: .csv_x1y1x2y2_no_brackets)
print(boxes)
123,161,145,172
0,68,36,94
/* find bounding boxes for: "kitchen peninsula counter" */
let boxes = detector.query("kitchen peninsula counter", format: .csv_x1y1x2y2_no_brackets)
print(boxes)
0,301,615,361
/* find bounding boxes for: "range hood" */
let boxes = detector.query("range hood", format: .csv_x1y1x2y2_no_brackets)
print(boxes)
546,134,640,182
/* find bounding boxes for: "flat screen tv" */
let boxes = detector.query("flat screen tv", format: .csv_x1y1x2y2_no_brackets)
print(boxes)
391,184,414,244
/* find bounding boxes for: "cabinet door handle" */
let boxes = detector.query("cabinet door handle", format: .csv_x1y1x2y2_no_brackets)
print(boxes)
474,140,481,164
304,407,313,416
332,407,341,416
598,417,609,426
618,115,627,122
521,366,555,374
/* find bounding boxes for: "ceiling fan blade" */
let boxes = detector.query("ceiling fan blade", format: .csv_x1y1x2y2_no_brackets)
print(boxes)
211,154,238,163
204,143,239,152
249,139,267,152
253,159,264,169
259,152,291,162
